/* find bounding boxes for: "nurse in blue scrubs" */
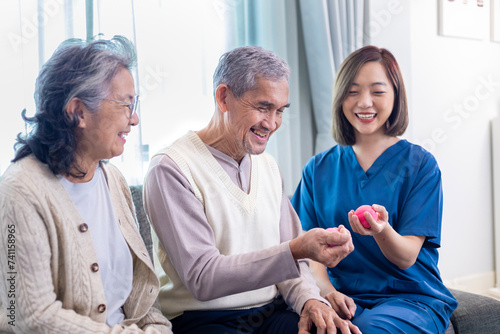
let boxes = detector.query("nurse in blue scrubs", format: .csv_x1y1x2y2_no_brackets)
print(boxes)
291,46,457,334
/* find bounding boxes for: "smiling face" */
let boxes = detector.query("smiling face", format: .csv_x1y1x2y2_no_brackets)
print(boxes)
223,77,289,161
342,61,395,141
77,67,139,167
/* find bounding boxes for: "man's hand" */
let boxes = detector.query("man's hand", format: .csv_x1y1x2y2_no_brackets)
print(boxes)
289,226,354,267
298,299,361,334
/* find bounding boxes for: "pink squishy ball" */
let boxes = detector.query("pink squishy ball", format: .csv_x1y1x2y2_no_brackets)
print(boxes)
326,227,339,247
354,205,377,229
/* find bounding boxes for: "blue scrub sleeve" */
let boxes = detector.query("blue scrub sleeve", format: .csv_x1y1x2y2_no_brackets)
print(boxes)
396,153,442,248
291,158,318,231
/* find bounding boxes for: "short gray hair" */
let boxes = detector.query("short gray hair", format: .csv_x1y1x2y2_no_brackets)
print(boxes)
213,46,290,99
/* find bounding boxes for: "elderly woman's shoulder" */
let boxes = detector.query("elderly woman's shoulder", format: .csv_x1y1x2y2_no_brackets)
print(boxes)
1,155,52,186
0,155,57,206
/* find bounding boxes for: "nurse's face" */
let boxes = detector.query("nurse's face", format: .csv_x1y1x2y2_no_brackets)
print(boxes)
342,61,395,140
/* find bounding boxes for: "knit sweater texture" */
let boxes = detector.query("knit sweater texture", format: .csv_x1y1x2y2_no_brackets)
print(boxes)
0,155,172,333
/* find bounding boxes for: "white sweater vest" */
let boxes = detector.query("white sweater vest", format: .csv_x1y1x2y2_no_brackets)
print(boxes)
154,131,283,319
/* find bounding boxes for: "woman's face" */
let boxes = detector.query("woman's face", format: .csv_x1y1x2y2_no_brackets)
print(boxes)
342,61,395,140
78,67,139,165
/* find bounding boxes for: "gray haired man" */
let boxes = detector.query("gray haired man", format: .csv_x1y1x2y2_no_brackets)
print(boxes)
144,46,359,334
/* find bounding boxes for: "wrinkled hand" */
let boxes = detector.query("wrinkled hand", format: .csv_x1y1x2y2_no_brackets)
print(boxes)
290,226,354,267
324,290,356,320
349,204,388,236
298,299,361,334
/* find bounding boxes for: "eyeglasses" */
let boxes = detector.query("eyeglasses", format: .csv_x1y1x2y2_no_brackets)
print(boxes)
103,95,139,118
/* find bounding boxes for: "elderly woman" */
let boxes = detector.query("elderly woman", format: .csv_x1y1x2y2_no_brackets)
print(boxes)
0,36,172,333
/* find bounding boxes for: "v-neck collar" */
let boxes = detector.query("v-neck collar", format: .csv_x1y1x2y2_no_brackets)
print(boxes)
187,131,258,213
343,139,408,188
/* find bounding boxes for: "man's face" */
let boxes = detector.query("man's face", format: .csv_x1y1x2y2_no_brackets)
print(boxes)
225,77,289,159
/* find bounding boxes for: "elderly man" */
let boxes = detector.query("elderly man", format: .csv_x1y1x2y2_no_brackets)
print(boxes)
144,46,359,334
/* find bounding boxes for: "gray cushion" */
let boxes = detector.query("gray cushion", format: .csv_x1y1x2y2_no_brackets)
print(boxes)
449,288,500,333
129,184,154,263
445,321,455,334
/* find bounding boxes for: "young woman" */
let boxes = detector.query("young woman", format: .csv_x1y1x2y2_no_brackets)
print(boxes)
291,46,457,334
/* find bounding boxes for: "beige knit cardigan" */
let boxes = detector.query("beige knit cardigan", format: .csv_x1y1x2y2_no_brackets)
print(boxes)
0,155,172,333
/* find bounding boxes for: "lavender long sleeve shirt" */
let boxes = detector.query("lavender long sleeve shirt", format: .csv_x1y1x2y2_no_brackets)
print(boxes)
144,143,328,316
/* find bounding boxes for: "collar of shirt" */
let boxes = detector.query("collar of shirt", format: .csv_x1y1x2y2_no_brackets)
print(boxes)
206,144,251,193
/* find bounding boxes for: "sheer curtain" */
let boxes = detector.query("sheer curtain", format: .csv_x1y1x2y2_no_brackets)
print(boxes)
1,0,92,177
0,0,140,179
220,0,368,193
223,0,315,195
1,0,366,194
0,0,229,185
298,0,367,154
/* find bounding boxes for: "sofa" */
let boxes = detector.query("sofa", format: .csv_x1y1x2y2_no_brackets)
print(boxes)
129,185,500,334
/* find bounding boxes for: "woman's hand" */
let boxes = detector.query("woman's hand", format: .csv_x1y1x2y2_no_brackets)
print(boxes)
348,204,388,236
348,204,425,270
324,290,356,320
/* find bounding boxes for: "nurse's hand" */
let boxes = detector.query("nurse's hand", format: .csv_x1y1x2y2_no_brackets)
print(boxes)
348,204,388,236
349,205,425,269
324,290,356,320
290,226,354,268
298,299,362,334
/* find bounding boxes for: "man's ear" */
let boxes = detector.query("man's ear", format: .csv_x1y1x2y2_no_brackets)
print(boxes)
215,84,231,113
66,97,87,128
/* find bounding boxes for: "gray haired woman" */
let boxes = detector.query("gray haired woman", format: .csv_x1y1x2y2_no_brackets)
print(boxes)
0,36,172,333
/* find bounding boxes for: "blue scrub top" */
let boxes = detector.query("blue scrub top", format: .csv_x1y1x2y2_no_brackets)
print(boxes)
291,140,457,322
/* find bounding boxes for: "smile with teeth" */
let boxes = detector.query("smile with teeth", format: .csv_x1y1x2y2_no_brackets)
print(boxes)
251,128,268,138
356,113,376,120
118,132,128,139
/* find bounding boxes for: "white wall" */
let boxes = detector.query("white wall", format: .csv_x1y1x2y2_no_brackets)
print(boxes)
370,0,500,286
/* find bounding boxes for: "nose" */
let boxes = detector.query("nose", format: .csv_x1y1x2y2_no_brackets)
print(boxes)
130,111,140,126
261,111,281,132
357,90,373,109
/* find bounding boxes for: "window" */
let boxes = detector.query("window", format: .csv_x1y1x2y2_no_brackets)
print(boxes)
1,0,315,195
1,0,232,185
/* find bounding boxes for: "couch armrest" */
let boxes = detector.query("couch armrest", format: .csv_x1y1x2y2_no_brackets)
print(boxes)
449,288,500,333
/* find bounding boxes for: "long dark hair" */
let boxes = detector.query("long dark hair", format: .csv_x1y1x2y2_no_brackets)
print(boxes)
13,35,136,178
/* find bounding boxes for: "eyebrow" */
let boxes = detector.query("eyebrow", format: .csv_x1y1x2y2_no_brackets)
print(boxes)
258,101,291,109
114,93,135,102
351,82,388,87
